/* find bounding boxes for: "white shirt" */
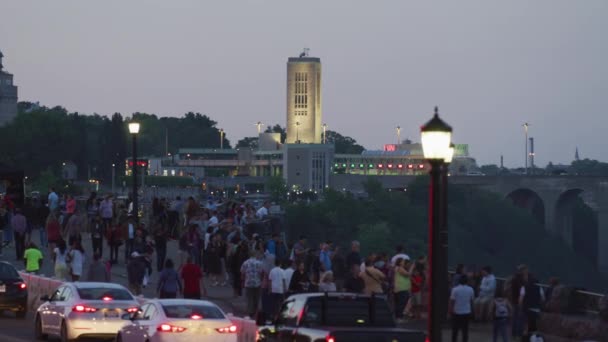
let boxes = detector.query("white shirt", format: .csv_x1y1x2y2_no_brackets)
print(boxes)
208,216,219,227
69,249,85,276
391,253,410,266
269,266,286,294
283,267,294,290
256,207,269,219
450,284,475,315
479,274,497,298
53,248,67,266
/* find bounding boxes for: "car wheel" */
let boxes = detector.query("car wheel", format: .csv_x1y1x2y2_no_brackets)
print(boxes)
35,315,48,340
60,321,72,342
15,309,27,319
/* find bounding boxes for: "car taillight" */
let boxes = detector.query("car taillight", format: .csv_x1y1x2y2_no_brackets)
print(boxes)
216,325,237,333
157,324,186,333
326,336,336,342
18,283,27,290
72,305,97,313
126,307,139,313
102,296,113,301
190,314,202,320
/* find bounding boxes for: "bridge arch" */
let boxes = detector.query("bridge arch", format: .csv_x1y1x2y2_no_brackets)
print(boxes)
555,188,598,266
506,188,546,225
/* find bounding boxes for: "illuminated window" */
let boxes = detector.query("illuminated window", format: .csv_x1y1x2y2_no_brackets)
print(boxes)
294,72,308,109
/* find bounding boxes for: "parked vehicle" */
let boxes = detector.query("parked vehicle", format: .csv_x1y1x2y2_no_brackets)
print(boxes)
0,261,28,318
257,292,425,342
116,299,238,342
35,282,140,341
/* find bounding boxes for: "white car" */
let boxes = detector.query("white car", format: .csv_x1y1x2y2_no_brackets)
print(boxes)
116,299,238,342
34,282,140,341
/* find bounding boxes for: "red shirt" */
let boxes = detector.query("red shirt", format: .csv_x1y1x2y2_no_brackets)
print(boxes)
46,219,61,242
411,275,423,293
181,263,202,295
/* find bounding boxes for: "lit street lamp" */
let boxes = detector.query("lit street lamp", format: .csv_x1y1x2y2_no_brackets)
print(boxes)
219,128,224,149
421,106,452,342
396,125,401,145
128,121,140,224
255,122,264,135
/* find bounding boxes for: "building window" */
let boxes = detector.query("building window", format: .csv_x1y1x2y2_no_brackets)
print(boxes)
294,72,308,109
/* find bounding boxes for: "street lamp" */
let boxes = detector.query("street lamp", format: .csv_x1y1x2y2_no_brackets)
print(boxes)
111,163,116,195
255,122,264,135
322,123,328,144
396,125,401,145
128,121,140,224
420,106,452,342
219,128,224,149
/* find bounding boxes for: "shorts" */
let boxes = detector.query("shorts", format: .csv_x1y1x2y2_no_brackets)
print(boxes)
410,292,422,306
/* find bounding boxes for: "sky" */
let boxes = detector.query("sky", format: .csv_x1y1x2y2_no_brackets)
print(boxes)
1,0,606,167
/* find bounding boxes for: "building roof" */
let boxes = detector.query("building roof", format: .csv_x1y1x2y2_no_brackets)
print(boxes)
288,57,321,63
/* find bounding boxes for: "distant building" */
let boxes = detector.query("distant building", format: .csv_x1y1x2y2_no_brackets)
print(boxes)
285,51,322,144
0,50,18,126
283,143,334,192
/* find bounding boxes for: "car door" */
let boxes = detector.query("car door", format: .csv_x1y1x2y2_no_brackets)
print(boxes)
122,303,151,342
139,303,160,340
42,286,67,335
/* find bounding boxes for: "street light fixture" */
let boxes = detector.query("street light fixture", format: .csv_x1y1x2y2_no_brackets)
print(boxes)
420,106,452,342
128,121,140,224
219,128,224,149
322,123,328,144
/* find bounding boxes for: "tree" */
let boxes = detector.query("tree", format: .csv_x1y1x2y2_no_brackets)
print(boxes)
265,124,286,143
480,164,501,176
236,137,259,149
325,130,365,154
266,175,287,203
570,159,608,176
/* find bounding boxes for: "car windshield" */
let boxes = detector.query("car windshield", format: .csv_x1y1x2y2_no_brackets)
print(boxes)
0,263,19,279
77,287,134,301
161,304,225,319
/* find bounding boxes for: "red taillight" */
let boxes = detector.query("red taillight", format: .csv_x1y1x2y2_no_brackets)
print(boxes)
102,296,113,301
19,283,27,290
327,336,336,342
126,307,139,313
216,325,237,333
191,314,202,320
157,324,186,333
72,305,97,313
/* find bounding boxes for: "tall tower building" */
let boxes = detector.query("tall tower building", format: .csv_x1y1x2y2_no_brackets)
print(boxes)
285,51,322,144
0,50,18,126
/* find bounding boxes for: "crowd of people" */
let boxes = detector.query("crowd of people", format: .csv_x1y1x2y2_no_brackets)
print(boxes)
0,188,575,342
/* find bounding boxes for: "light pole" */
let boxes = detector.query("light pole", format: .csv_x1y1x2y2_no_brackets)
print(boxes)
128,121,140,224
255,122,264,135
523,123,529,174
111,163,115,195
421,106,452,342
322,123,328,144
396,125,401,145
219,128,224,149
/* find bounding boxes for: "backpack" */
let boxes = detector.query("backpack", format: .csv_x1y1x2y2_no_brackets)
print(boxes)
495,299,509,318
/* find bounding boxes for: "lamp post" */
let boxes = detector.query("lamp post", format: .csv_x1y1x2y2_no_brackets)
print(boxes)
128,122,140,224
322,123,328,144
396,125,401,145
256,122,264,135
421,106,452,342
523,123,529,174
219,128,224,149
111,163,115,195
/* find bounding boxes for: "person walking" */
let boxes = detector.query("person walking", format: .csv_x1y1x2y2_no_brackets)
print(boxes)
67,240,85,281
493,287,512,342
123,215,136,264
85,253,110,282
181,256,206,299
46,212,61,256
90,215,104,257
152,221,168,272
107,222,123,265
53,239,70,281
268,259,286,316
127,252,146,296
393,258,412,321
64,209,84,247
158,259,182,299
449,274,475,342
240,251,264,318
23,242,43,274
99,195,114,231
11,208,27,260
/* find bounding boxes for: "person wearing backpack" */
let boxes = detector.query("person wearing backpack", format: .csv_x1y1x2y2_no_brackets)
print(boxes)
493,287,512,342
158,258,182,298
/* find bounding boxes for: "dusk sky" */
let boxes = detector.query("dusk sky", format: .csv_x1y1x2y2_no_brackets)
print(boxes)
1,0,606,166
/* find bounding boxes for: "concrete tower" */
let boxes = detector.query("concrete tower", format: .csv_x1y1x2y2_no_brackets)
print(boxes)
285,50,322,144
0,50,18,126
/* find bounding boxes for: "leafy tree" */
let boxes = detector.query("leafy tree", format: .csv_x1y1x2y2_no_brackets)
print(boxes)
570,159,608,176
265,124,286,143
236,137,259,149
266,175,287,203
325,130,365,154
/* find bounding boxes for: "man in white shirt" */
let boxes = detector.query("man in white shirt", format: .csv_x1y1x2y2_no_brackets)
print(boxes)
282,261,295,293
474,266,497,321
450,275,475,342
256,201,271,219
208,211,219,232
268,259,285,316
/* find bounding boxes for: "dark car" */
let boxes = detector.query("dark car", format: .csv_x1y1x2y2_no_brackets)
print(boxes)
0,261,28,318
257,292,425,342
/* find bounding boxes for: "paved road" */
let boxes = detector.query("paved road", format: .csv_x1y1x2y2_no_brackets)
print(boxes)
0,233,496,341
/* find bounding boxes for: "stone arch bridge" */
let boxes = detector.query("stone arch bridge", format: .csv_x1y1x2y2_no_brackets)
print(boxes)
330,174,608,275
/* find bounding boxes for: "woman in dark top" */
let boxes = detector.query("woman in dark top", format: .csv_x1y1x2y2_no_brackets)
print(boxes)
206,233,222,286
157,259,182,299
230,240,249,297
289,262,311,294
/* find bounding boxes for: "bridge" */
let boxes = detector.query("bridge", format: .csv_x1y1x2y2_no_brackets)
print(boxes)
330,174,608,275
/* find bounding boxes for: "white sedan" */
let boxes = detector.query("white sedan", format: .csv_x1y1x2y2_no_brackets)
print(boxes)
116,299,238,342
34,282,140,341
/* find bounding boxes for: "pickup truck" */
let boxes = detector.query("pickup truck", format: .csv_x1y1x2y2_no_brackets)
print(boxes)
256,292,426,342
